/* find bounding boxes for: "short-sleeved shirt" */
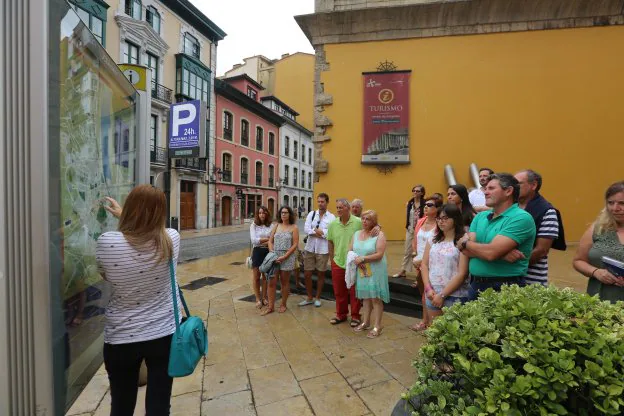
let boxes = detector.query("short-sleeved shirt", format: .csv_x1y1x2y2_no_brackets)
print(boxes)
327,215,362,268
468,204,536,278
469,188,486,207
524,208,559,285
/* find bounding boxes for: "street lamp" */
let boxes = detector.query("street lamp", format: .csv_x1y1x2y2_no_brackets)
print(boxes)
209,164,223,183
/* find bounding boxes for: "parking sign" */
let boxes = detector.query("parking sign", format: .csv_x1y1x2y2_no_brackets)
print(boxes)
168,100,206,158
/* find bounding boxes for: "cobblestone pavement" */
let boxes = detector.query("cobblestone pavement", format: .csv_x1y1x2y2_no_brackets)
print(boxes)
67,240,582,416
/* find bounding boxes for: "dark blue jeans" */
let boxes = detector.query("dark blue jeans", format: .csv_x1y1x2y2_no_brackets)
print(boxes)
468,277,524,301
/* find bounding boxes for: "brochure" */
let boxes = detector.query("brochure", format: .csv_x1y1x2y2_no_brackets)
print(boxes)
602,256,624,277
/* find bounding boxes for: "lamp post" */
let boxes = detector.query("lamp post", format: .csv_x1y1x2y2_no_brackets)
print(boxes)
210,165,223,227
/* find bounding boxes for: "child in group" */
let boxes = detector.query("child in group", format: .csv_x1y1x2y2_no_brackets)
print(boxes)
420,204,469,320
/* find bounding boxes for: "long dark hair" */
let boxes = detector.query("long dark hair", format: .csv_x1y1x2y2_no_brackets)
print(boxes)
449,184,476,226
433,204,465,245
254,205,272,227
277,205,296,224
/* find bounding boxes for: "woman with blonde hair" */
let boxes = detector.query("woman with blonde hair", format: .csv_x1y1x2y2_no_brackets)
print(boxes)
97,184,182,415
351,210,390,338
573,181,624,303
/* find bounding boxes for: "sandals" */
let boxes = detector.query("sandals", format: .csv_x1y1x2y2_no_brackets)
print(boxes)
353,322,370,332
409,322,429,332
260,307,274,316
350,319,361,328
255,301,263,309
329,317,347,325
278,304,287,313
367,327,382,338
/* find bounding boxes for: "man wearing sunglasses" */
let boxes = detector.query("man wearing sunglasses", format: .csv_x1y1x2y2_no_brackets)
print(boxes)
456,173,537,299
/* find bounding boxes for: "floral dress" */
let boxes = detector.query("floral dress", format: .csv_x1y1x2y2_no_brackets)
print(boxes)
428,241,469,299
353,231,390,303
274,231,295,272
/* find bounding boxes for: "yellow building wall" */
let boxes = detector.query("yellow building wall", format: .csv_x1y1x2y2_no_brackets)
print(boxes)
274,53,315,131
319,26,624,241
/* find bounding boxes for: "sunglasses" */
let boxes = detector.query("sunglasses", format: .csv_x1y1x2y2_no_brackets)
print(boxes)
424,202,436,208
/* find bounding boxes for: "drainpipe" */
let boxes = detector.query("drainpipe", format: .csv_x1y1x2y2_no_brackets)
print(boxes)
469,163,480,189
444,164,457,186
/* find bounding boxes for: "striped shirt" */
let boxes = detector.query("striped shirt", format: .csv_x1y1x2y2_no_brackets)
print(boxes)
96,229,182,344
524,208,559,285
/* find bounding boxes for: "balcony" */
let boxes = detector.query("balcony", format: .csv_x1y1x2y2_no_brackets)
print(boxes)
223,128,232,141
222,170,232,182
152,82,173,104
269,178,274,188
256,175,262,186
240,173,248,184
150,145,166,165
175,157,206,171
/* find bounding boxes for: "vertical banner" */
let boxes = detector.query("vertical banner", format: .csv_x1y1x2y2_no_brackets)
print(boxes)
362,71,411,164
168,99,206,158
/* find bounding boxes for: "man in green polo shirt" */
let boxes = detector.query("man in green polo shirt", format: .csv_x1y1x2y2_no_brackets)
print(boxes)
456,173,536,300
327,198,362,326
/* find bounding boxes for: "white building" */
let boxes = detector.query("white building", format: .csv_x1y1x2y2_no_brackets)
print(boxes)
261,96,314,215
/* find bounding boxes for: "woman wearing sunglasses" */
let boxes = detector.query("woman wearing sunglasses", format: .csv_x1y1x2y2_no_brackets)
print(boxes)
394,185,426,278
420,204,470,321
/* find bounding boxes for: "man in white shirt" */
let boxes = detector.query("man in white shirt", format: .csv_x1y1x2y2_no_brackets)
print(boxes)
469,167,494,213
299,193,336,307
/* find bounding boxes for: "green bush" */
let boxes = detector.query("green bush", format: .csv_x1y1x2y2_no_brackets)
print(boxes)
403,285,624,415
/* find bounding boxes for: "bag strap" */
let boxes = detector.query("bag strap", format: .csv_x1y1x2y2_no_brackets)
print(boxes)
169,259,191,335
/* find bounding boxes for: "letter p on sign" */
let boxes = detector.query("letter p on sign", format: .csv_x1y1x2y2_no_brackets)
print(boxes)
172,103,197,136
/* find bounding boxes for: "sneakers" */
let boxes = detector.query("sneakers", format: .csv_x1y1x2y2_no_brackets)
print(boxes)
314,299,322,307
298,299,314,307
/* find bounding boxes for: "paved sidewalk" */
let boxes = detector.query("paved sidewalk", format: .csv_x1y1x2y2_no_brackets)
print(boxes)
67,248,425,416
179,222,251,240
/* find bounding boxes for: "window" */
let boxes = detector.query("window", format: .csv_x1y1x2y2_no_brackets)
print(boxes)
268,165,275,187
150,114,157,151
176,67,209,102
308,148,312,165
301,170,305,188
223,112,233,140
268,132,275,155
308,172,312,189
293,196,298,209
123,42,139,64
293,168,298,187
240,158,248,184
240,120,249,146
183,33,200,59
146,6,160,34
125,0,142,19
247,87,257,100
284,165,289,185
147,53,158,85
255,127,263,151
301,144,305,162
222,154,232,182
71,4,104,44
285,136,290,157
294,141,298,159
255,161,262,186
284,195,289,208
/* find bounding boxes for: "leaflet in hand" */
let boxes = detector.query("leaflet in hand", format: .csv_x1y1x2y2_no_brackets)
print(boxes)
360,263,372,278
602,256,624,277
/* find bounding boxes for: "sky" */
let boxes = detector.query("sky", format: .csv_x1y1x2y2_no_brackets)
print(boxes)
193,0,315,76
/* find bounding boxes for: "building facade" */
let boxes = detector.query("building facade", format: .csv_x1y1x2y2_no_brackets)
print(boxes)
261,96,314,214
297,0,624,241
71,0,226,230
214,75,284,225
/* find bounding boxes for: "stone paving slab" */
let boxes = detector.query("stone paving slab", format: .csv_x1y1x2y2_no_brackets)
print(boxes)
67,244,582,415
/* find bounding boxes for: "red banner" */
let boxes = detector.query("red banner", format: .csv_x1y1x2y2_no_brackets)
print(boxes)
362,71,410,164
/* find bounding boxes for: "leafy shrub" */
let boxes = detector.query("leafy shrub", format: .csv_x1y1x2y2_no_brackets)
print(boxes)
403,285,624,415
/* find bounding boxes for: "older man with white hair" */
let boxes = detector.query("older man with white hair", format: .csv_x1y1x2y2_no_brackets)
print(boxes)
350,199,363,217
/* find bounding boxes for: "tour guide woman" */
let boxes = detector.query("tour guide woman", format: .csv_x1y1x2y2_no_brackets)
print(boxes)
97,184,182,415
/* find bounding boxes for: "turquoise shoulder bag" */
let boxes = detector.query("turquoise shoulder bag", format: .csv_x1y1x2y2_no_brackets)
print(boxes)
167,260,208,378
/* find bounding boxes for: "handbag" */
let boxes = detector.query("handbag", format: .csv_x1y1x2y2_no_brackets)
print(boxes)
245,243,253,269
168,260,208,378
303,210,317,244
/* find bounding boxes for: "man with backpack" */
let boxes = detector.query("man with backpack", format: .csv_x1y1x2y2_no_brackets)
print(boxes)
299,193,336,307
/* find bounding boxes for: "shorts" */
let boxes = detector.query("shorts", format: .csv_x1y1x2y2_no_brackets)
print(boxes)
303,251,329,272
251,246,269,268
425,296,466,312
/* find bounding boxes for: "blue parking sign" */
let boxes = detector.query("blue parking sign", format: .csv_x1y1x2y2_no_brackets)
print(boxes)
168,100,205,158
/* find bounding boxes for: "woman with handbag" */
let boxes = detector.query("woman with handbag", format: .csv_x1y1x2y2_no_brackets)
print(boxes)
97,185,183,416
250,206,274,309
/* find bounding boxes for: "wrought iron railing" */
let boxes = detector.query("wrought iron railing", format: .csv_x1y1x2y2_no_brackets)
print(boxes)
223,128,232,140
174,157,206,171
268,178,274,188
150,145,166,164
222,170,232,182
151,81,173,104
240,173,248,184
256,175,262,186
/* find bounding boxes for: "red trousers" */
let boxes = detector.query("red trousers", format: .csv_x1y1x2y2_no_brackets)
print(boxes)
331,261,361,321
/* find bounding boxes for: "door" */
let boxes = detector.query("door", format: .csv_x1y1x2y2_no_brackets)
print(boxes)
180,181,195,229
221,196,232,226
268,199,274,218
